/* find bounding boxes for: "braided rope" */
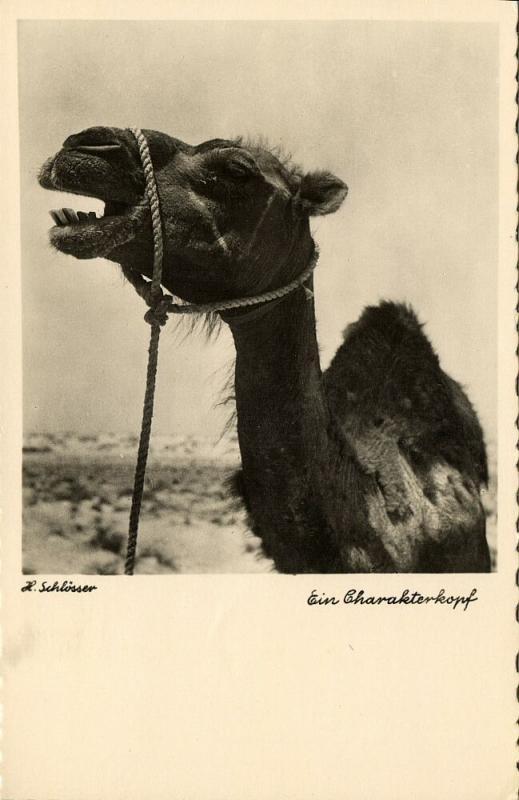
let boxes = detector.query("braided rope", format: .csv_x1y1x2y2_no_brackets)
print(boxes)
130,249,317,320
131,128,164,302
124,323,161,574
123,127,318,574
124,128,165,575
166,255,317,315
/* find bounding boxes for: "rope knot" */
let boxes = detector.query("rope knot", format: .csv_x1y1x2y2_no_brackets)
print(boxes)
144,296,172,326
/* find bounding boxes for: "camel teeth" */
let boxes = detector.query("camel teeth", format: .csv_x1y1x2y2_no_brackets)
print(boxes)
49,208,100,226
52,208,69,226
63,208,79,223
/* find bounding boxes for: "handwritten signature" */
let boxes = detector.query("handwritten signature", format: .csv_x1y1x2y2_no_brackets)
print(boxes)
21,579,98,593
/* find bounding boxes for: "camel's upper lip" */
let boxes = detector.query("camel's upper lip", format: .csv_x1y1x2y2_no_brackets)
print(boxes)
38,145,143,206
39,151,141,230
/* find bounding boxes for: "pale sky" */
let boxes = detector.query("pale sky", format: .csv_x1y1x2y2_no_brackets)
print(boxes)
19,19,498,442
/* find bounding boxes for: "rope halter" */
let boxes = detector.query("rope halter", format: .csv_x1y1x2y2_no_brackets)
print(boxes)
124,127,317,574
127,128,317,324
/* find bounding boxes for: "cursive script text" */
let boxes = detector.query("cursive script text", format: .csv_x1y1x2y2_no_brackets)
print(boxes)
307,587,478,611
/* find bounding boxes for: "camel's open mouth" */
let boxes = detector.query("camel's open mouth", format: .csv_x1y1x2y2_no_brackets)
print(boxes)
45,197,140,259
49,199,129,230
39,146,147,259
48,199,131,235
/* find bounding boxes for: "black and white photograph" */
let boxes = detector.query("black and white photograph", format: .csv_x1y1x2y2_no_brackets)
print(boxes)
3,3,517,799
20,16,498,575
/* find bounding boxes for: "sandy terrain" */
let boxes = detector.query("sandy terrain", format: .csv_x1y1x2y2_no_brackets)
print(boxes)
22,433,497,574
22,433,273,575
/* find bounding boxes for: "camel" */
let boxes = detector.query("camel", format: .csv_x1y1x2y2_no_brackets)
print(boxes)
39,126,491,573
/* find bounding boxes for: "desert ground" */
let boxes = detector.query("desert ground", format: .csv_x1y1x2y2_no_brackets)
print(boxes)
22,433,497,574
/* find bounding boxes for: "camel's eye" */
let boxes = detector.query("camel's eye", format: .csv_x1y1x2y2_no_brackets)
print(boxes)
223,154,259,179
208,150,260,181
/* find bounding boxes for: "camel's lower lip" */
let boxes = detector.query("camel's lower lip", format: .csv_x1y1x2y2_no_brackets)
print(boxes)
47,201,142,259
49,210,125,233
49,200,131,230
49,208,125,239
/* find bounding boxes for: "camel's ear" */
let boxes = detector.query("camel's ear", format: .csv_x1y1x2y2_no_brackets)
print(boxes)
296,171,348,216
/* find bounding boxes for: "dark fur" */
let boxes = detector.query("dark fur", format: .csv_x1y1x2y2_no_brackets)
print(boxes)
324,301,488,486
231,299,490,573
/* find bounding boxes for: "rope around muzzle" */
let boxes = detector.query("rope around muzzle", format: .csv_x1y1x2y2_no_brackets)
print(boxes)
124,127,317,574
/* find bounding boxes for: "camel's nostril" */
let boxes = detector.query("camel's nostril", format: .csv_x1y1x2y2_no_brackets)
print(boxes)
72,144,122,154
62,126,123,152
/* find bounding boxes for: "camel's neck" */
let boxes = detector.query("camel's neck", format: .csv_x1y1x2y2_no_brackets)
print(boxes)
228,277,341,572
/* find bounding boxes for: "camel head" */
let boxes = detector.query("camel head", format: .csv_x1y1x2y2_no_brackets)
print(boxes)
39,126,348,304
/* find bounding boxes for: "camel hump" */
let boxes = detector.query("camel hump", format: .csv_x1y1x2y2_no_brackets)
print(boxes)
324,301,488,486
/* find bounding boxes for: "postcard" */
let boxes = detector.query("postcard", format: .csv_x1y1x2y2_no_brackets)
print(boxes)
2,1,517,798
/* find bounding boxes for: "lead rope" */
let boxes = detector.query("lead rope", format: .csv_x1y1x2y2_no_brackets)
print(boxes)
123,128,318,574
124,128,166,575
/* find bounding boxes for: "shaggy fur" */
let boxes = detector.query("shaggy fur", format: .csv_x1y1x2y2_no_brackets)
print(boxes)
39,126,491,573
325,302,488,486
